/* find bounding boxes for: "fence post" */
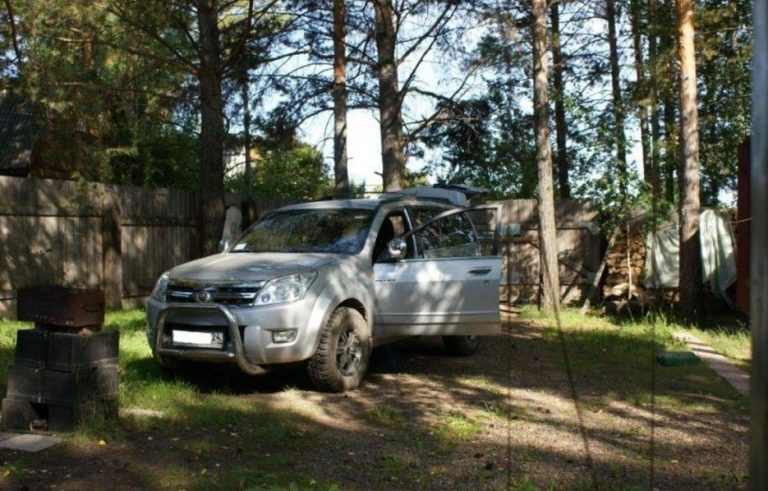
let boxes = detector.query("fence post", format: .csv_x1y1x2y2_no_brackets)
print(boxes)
751,0,768,486
102,192,123,310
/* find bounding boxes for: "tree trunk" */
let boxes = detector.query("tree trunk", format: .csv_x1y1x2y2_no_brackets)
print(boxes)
607,0,628,195
663,93,677,202
197,0,225,255
749,0,768,482
3,0,23,65
648,0,662,201
676,0,702,319
333,0,350,197
532,0,560,313
551,2,570,199
630,0,654,192
373,0,406,192
241,66,254,226
662,0,677,203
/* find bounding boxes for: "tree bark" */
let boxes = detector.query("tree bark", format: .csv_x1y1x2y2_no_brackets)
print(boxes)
630,0,654,193
749,0,768,482
333,0,350,197
662,0,677,203
241,65,254,226
648,0,662,201
663,94,677,201
551,2,570,199
3,0,22,65
197,0,226,255
532,0,561,313
676,0,702,319
606,0,628,195
373,0,406,192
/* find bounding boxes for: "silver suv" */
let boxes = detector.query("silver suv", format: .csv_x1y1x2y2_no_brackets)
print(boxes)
146,188,502,392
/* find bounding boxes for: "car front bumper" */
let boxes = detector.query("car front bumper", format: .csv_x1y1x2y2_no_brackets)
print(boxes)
146,295,327,370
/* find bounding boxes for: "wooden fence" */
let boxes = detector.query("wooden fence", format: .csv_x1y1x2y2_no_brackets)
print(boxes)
493,199,601,305
0,176,200,316
0,177,601,318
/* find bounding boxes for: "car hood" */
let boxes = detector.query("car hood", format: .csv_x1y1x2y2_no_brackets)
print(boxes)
169,252,341,282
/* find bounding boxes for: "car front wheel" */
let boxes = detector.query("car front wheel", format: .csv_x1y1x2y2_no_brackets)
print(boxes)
308,307,371,392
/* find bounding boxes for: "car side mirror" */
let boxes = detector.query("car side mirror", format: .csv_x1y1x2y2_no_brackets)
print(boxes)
219,238,231,253
387,238,407,260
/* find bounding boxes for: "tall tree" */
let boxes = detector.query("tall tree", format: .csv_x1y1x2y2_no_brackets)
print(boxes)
332,0,350,196
372,0,406,191
660,0,678,203
630,0,654,193
532,0,560,312
647,0,662,201
606,0,628,196
550,1,570,198
676,0,702,318
197,0,226,255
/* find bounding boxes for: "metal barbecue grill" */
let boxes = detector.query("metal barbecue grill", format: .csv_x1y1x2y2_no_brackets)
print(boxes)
1,288,119,431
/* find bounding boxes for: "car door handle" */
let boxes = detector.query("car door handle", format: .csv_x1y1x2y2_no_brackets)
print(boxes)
469,267,492,276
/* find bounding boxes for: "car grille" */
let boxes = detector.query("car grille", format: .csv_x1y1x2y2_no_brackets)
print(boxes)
166,281,265,307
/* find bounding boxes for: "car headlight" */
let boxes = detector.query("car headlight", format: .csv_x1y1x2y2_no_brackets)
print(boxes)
150,272,170,302
255,272,317,306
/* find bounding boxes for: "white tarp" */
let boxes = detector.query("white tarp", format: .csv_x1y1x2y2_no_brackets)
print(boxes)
643,209,737,306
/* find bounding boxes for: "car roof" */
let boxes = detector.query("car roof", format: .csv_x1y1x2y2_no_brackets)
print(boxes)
276,195,455,213
279,199,383,211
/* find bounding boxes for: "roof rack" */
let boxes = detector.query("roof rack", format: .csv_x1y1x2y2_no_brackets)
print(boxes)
389,184,488,207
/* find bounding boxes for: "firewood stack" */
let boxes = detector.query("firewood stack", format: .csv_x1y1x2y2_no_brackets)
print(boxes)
1,288,119,431
603,225,648,300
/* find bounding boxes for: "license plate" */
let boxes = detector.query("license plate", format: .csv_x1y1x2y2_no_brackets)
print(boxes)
172,330,224,349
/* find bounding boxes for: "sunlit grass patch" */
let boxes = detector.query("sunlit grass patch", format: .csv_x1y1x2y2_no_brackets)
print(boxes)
432,411,482,452
368,404,405,427
519,307,747,412
0,318,32,396
104,309,146,332
683,325,751,371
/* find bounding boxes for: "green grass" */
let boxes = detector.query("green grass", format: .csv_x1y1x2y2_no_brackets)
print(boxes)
0,307,750,489
683,325,751,371
0,309,334,490
0,317,32,397
367,404,405,427
518,306,749,412
432,411,482,452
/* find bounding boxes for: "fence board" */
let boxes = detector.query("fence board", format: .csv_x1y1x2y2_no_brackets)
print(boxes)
0,177,201,316
488,199,601,305
0,176,602,316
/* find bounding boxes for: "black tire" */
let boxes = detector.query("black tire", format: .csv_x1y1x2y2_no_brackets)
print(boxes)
308,307,371,392
442,335,480,356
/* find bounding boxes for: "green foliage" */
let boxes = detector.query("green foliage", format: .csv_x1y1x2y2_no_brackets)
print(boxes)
225,140,332,202
696,0,752,205
421,84,538,200
9,0,199,187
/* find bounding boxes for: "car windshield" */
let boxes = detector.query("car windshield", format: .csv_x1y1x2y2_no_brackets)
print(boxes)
230,208,374,254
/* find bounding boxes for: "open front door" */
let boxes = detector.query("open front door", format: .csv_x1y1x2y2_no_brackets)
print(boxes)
373,205,502,337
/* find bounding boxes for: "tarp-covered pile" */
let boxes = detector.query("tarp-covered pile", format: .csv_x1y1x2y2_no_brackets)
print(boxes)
643,209,737,307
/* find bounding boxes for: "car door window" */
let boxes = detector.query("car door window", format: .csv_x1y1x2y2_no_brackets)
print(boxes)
414,211,480,259
372,211,412,262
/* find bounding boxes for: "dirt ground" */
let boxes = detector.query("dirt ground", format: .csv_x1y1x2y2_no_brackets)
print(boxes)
0,312,749,490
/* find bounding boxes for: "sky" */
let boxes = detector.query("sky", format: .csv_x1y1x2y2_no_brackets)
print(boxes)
291,5,658,198
300,108,388,189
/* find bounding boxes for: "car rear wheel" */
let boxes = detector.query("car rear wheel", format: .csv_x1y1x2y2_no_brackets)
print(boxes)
308,307,371,392
442,335,480,356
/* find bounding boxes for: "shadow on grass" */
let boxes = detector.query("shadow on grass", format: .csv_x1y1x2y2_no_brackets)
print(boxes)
1,312,749,490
